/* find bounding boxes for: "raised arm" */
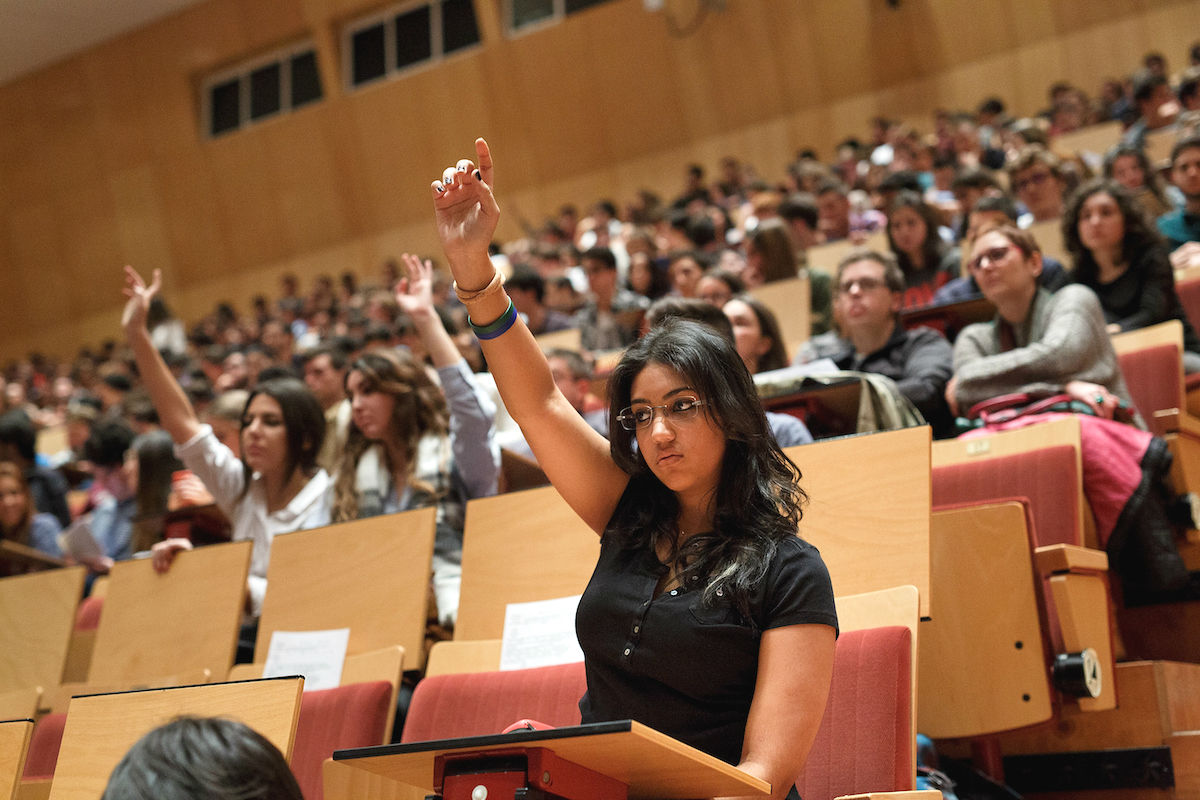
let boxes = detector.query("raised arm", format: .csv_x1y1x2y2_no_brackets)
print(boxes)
430,139,627,533
121,266,203,445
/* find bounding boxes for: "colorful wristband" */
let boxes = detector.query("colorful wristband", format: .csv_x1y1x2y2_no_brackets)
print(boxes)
469,298,519,340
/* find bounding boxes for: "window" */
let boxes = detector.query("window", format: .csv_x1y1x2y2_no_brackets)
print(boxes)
507,0,615,33
345,0,481,89
203,42,323,138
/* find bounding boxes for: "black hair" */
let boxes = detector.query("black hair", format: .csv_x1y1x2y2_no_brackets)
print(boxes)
240,378,325,492
131,430,184,553
0,410,37,462
1172,134,1200,167
777,193,820,229
506,265,547,304
1132,68,1168,103
582,247,617,271
255,365,299,383
645,297,735,340
84,419,136,468
101,716,303,800
604,319,805,616
971,193,1019,222
951,167,1001,192
878,171,923,194
300,344,349,371
1062,178,1165,279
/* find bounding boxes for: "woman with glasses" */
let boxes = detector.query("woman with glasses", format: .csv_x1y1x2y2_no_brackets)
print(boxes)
428,139,837,800
949,224,1189,594
1063,178,1200,373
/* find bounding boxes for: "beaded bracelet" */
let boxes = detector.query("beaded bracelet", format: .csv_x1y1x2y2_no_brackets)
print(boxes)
469,298,519,340
453,270,504,304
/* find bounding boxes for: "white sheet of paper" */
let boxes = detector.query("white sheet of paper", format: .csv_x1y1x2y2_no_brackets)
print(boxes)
500,595,584,671
57,517,103,560
262,628,350,691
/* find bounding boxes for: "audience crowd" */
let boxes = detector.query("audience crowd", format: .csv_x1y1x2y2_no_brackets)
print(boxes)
5,44,1200,618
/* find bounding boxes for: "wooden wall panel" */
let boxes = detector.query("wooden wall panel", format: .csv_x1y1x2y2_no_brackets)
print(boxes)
4,0,1200,359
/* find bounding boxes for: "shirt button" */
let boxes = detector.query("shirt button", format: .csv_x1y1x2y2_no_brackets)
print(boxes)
669,589,678,596
623,647,631,656
633,625,640,634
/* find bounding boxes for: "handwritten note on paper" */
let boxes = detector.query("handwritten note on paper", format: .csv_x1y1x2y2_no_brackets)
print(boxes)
499,595,585,671
262,628,350,691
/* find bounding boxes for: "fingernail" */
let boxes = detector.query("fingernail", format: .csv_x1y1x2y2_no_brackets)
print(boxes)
473,170,481,180
435,185,445,193
458,165,468,172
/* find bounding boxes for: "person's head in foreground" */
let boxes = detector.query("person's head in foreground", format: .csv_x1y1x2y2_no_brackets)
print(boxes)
101,716,303,800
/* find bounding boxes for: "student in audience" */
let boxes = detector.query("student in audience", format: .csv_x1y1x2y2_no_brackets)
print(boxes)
122,266,330,622
1104,143,1174,219
428,139,836,800
933,194,1070,304
0,461,62,566
885,191,960,308
949,223,1193,592
202,389,248,458
745,219,833,334
506,348,610,462
796,250,955,438
1063,178,1200,372
81,418,138,571
575,246,649,351
330,253,498,626
1158,135,1200,249
816,179,885,242
721,295,791,375
1123,69,1180,147
667,252,704,299
101,716,303,800
301,345,351,475
696,268,746,308
0,410,71,527
506,265,578,334
626,251,672,302
1009,146,1068,224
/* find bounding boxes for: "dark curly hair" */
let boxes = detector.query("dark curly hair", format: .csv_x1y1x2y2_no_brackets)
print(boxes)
604,318,806,616
1062,178,1166,281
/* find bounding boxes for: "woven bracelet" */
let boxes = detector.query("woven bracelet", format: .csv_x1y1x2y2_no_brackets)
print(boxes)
453,270,504,304
469,299,519,340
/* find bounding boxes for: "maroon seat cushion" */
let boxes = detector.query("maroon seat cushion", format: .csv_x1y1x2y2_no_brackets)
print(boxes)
1118,343,1182,422
933,446,1080,547
402,661,586,743
1178,278,1200,334
22,712,66,780
798,626,913,799
291,680,393,800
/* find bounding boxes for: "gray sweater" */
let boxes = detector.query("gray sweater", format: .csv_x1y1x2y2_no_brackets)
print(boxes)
952,285,1137,416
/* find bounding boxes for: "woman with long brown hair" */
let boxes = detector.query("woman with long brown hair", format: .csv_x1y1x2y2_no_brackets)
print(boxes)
0,461,62,563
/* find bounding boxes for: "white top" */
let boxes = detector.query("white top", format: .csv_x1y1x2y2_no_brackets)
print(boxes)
176,424,331,618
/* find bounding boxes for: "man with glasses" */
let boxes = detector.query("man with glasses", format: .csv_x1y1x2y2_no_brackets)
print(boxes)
1008,146,1068,224
795,250,955,437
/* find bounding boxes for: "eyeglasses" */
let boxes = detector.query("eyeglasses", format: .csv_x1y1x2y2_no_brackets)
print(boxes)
617,397,707,431
968,245,1014,272
836,276,886,295
1013,171,1052,193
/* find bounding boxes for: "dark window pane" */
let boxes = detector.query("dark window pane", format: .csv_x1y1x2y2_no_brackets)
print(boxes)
210,79,241,136
395,6,432,69
511,0,553,28
290,51,322,107
249,62,282,119
442,0,480,54
566,0,609,12
352,23,387,85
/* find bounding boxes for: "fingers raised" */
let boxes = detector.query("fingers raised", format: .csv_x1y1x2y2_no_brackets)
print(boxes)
475,138,494,187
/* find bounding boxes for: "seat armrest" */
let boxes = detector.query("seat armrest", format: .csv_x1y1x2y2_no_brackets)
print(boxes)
1033,544,1108,576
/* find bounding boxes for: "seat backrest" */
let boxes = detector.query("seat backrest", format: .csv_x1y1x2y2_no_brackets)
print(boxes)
0,688,39,722
1111,320,1185,427
456,486,600,641
255,509,436,670
748,275,812,356
1025,217,1068,267
796,625,914,800
424,639,503,677
784,427,932,617
806,230,889,275
1049,121,1122,161
1176,271,1200,334
932,416,1091,547
87,540,252,686
46,677,303,800
401,661,587,743
0,719,33,800
0,567,86,694
291,681,393,800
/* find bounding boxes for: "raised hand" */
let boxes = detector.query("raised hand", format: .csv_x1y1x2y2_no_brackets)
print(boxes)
395,253,435,319
122,265,162,335
431,138,499,288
